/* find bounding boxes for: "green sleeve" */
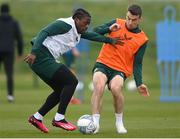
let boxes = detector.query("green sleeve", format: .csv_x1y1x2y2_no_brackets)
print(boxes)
81,31,113,44
93,19,116,35
43,20,71,36
133,42,148,87
31,31,48,52
31,20,71,51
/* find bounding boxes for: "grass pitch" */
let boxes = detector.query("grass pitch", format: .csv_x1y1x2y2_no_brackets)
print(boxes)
0,73,180,138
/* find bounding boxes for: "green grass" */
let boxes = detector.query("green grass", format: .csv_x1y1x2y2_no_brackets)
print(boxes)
0,73,180,138
0,0,180,138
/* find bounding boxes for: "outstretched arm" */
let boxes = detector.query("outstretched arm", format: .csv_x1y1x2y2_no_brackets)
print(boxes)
85,19,123,45
81,31,123,45
81,31,114,44
93,19,116,35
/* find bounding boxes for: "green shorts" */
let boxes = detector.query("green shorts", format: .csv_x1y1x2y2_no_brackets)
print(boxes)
29,46,63,83
93,62,126,84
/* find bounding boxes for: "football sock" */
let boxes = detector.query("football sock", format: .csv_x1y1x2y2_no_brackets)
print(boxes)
115,113,123,125
92,114,100,125
59,119,68,123
34,112,43,121
38,91,61,116
55,113,65,121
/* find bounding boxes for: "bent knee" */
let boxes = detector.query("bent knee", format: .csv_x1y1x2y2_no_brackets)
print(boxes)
71,75,78,86
94,84,105,94
110,84,123,94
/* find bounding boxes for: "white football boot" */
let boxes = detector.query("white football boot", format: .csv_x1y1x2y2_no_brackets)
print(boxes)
116,123,127,134
93,122,100,134
7,95,14,102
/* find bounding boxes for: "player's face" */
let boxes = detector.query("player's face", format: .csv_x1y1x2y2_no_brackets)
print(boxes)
75,16,91,34
125,11,141,30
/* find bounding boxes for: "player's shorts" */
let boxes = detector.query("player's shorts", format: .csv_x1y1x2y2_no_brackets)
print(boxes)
93,62,126,84
30,45,63,84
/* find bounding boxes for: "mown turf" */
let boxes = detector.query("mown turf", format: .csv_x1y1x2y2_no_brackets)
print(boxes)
0,73,180,138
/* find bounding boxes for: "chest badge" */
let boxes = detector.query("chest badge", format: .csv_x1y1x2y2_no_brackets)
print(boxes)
76,37,78,41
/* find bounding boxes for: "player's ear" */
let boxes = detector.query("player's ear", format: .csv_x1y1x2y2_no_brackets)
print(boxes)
138,16,142,24
74,17,79,21
74,18,80,26
140,16,142,21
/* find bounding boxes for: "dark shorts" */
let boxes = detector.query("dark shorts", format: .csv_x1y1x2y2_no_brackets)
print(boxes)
93,62,126,84
29,46,63,84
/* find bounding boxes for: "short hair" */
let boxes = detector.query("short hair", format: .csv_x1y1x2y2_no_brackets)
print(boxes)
72,8,91,20
1,3,9,13
128,4,142,17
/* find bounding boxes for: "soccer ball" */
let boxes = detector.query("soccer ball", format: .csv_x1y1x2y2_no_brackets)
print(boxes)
77,114,96,134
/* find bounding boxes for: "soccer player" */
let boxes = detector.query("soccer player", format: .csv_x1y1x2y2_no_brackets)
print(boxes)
91,4,150,134
24,8,121,133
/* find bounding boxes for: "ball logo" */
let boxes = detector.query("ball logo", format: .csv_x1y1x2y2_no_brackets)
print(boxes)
87,122,96,130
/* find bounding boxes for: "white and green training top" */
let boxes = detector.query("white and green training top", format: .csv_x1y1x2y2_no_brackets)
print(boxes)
31,17,114,60
43,17,80,59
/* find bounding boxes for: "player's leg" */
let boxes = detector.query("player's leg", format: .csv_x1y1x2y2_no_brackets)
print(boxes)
91,71,107,134
28,85,63,133
63,51,82,105
28,47,78,132
27,47,61,133
29,65,78,132
109,75,127,134
51,65,78,131
3,52,14,102
28,67,62,133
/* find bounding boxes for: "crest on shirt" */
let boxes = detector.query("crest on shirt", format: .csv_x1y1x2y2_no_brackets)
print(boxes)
120,33,132,41
76,37,78,41
116,33,132,46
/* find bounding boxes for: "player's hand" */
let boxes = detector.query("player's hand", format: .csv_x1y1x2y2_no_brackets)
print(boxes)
109,23,120,32
137,84,150,97
24,53,36,65
111,37,124,46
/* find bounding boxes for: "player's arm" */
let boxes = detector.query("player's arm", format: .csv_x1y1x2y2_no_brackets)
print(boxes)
133,43,147,87
81,31,116,44
81,19,121,45
133,42,150,97
93,19,116,35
